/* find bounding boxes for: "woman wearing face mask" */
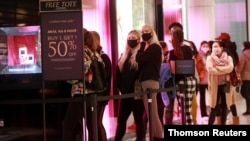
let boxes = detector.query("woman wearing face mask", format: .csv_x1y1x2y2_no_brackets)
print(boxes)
136,24,163,141
114,30,146,141
206,40,234,125
198,41,210,119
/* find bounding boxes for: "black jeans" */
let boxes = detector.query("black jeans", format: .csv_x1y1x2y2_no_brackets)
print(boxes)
240,80,250,114
199,84,208,117
63,94,96,141
241,80,250,99
208,85,228,125
114,97,146,141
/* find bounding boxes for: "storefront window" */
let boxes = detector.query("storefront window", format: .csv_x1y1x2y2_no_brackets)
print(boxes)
163,0,183,49
82,0,111,56
116,0,144,56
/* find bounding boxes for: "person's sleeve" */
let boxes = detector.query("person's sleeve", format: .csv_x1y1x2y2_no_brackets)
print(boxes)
136,44,161,64
216,56,234,74
206,56,234,75
236,54,245,73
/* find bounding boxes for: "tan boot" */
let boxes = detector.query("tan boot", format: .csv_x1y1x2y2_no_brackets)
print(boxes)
216,116,221,125
191,93,198,125
232,116,240,125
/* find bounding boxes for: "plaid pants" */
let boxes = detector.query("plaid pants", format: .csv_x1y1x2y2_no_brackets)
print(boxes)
177,76,197,125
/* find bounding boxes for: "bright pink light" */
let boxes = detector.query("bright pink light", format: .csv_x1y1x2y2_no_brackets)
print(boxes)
170,4,182,9
15,26,40,32
163,0,183,42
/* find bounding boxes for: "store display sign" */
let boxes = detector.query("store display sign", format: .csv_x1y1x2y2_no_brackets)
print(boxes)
40,1,83,80
175,60,195,75
40,0,82,12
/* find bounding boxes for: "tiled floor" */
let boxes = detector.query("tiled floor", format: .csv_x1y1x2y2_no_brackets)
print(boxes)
106,91,250,141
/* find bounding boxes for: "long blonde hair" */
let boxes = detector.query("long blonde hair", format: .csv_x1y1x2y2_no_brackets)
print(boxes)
118,30,140,71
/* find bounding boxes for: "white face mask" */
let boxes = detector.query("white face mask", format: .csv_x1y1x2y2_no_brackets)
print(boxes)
212,47,222,55
241,46,245,52
201,47,208,53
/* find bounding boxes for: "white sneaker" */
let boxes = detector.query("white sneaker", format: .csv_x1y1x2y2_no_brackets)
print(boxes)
202,116,209,121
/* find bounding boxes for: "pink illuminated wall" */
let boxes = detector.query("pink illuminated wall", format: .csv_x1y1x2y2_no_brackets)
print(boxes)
163,0,247,52
82,0,111,56
214,0,247,52
215,2,246,32
163,0,182,50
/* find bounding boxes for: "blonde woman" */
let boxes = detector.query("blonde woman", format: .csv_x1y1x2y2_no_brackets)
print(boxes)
136,24,163,141
114,30,146,141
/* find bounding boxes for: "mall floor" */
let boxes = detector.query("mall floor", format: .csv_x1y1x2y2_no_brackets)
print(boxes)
106,91,250,141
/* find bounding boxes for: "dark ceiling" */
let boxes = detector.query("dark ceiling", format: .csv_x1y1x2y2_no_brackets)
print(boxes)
0,0,40,27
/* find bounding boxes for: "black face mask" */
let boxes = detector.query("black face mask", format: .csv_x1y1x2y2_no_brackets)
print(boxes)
127,39,138,48
142,33,152,41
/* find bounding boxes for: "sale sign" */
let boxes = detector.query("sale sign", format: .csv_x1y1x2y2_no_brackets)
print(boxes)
40,0,83,80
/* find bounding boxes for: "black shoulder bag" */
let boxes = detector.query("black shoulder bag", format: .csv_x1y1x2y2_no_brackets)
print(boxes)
85,55,108,92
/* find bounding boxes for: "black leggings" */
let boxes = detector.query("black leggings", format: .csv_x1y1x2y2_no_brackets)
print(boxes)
241,80,250,99
199,84,208,117
114,98,145,141
63,94,97,141
216,85,227,116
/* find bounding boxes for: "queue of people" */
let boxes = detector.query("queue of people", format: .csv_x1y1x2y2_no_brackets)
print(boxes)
63,22,246,141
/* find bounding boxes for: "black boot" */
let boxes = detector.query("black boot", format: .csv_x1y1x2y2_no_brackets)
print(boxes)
221,108,229,125
230,104,237,116
208,108,217,125
243,100,250,115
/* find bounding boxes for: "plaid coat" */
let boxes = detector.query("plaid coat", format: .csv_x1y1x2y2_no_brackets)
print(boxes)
67,47,104,96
